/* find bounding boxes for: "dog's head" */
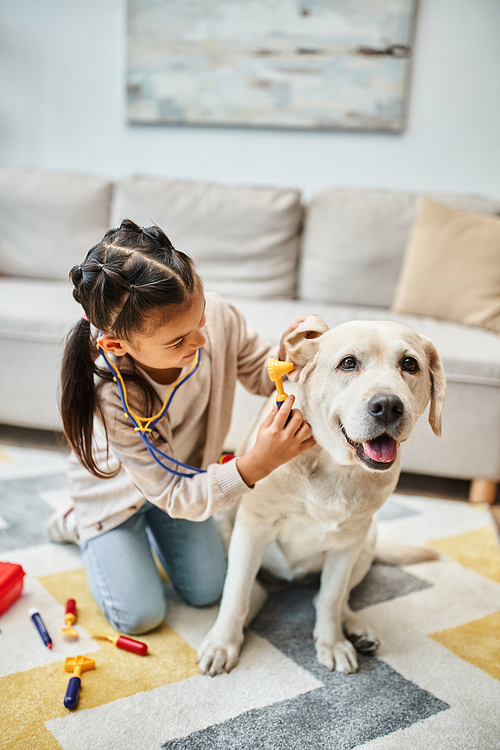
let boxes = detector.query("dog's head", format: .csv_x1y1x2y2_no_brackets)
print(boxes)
284,316,446,472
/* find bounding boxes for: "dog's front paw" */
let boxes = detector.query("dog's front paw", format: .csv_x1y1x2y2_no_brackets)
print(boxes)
197,630,244,677
315,638,359,673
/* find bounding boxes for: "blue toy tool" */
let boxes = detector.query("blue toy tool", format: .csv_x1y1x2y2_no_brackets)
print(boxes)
29,607,52,649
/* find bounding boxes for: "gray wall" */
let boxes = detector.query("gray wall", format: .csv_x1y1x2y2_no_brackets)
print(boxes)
0,0,499,198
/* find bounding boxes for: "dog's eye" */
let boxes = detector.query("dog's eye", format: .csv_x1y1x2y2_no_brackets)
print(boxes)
401,356,419,373
339,356,358,371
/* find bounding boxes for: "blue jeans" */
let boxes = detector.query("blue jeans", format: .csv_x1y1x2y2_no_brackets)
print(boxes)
80,502,227,634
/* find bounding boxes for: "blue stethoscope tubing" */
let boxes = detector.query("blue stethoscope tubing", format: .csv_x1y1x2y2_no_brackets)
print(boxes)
98,345,207,478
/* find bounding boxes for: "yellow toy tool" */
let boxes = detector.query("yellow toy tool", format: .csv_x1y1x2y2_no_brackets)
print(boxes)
63,655,95,709
267,359,295,404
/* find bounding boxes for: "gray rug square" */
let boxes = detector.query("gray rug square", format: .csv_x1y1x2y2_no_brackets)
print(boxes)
0,472,67,552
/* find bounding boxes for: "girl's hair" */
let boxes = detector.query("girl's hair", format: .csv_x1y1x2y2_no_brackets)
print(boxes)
61,219,197,478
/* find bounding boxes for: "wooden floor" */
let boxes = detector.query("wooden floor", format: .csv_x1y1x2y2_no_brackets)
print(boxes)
1,423,499,535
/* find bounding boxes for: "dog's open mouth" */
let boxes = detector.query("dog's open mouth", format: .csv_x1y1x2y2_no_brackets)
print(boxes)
339,421,398,471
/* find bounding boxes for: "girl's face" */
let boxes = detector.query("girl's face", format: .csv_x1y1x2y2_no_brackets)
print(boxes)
98,286,207,382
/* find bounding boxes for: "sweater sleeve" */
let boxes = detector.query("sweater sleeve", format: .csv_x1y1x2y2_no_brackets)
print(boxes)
99,383,251,521
222,299,278,397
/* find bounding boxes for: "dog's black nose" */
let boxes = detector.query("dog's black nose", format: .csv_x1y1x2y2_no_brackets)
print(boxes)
367,394,404,424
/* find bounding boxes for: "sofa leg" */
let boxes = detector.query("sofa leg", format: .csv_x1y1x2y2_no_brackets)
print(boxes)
469,478,497,505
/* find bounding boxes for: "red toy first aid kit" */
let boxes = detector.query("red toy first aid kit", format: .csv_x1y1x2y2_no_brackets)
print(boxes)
0,562,25,615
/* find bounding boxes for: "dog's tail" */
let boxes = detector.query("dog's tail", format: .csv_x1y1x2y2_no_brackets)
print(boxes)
374,540,439,566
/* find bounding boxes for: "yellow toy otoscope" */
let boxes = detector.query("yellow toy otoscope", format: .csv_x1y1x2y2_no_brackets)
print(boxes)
63,655,95,710
267,360,295,422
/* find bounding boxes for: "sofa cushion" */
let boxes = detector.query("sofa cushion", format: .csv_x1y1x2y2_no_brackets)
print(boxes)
0,278,81,431
0,278,80,340
0,169,113,280
298,189,500,308
111,176,302,299
393,198,500,334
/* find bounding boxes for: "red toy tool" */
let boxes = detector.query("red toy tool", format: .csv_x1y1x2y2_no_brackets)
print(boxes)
90,632,148,655
61,599,78,638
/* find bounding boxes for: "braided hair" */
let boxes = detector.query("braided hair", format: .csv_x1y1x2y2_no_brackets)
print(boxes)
61,220,197,478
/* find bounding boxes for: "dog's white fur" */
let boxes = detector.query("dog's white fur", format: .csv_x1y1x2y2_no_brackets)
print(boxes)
198,318,446,676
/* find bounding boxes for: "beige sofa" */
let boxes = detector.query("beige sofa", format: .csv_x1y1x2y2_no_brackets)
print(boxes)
1,169,499,502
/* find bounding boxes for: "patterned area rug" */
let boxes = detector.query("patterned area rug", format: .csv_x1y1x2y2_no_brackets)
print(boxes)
1,443,500,750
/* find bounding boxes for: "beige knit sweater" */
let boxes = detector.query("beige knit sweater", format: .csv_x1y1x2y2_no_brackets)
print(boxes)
68,293,276,543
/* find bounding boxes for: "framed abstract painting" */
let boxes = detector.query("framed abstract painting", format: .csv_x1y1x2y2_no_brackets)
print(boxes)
126,0,417,132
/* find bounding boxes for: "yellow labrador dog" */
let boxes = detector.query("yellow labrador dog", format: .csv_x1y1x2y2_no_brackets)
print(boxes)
198,317,446,677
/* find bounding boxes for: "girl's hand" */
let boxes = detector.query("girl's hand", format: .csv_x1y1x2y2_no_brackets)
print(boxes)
278,316,312,362
236,395,316,487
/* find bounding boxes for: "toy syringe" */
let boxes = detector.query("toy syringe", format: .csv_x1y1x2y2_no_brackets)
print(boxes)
90,633,148,655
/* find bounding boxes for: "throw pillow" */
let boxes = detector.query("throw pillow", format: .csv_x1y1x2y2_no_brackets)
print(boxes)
392,197,500,334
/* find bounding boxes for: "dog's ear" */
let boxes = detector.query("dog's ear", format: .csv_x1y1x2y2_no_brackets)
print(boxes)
420,335,446,436
284,315,329,382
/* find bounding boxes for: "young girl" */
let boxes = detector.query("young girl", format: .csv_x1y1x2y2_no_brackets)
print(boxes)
55,219,315,635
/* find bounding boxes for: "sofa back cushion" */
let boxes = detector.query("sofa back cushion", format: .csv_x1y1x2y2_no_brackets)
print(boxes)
111,176,302,299
0,169,113,280
298,188,500,308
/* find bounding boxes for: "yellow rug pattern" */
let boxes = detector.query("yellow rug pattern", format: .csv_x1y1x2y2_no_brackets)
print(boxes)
425,522,500,683
429,610,500,682
428,523,500,584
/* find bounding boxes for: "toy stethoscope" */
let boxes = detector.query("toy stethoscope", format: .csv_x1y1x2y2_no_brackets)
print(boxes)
98,341,207,478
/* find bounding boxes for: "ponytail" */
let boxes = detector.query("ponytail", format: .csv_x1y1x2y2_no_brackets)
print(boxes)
60,318,116,479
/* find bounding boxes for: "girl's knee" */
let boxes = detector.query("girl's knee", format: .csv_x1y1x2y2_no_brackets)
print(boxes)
181,576,225,608
106,600,166,635
183,592,222,608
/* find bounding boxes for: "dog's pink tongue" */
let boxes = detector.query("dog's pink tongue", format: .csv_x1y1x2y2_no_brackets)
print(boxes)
364,435,398,463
